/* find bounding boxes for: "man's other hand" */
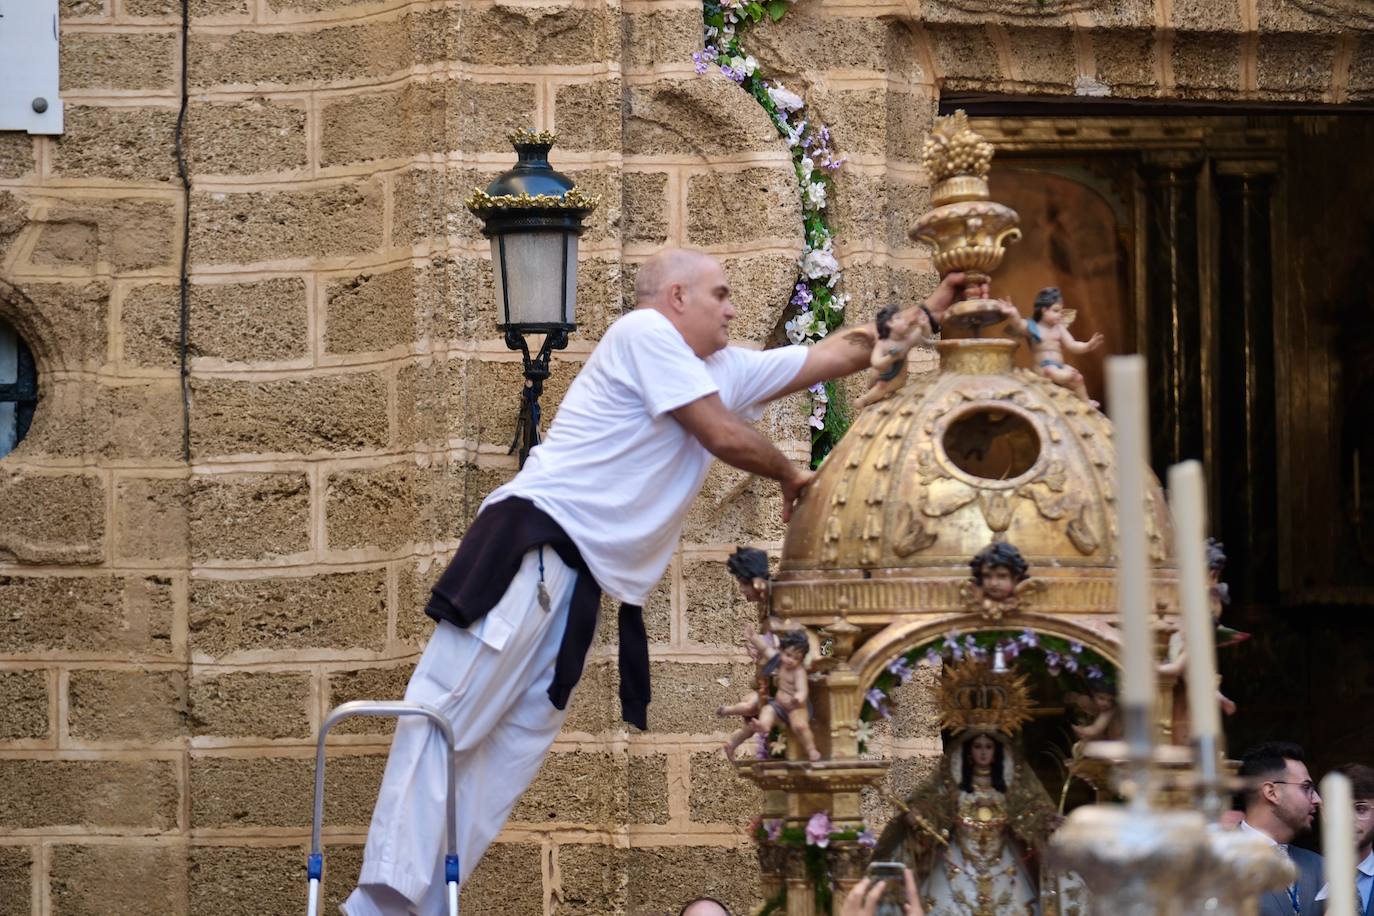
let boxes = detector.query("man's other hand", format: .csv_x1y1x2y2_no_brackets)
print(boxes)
782,468,815,522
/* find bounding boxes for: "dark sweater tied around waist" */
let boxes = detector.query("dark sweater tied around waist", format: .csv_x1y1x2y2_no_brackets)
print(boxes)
424,497,650,730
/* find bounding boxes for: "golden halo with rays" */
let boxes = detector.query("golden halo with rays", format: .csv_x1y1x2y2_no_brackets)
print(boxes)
938,658,1036,737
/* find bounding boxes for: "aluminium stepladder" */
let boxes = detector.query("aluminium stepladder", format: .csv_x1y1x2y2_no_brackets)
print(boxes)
307,701,460,916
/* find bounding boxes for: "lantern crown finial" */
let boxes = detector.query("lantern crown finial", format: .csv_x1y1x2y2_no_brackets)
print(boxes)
465,129,600,219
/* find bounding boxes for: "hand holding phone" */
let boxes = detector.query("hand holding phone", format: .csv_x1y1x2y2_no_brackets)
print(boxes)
843,863,923,916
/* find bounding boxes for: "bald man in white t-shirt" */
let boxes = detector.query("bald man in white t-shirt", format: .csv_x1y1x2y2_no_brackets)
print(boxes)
344,250,967,916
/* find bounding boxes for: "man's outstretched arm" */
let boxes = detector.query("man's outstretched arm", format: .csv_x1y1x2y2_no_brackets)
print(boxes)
769,271,971,400
671,393,813,521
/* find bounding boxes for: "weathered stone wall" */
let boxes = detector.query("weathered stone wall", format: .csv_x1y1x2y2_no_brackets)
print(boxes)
0,0,1367,913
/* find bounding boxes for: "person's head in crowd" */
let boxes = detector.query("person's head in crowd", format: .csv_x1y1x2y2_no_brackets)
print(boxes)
1331,762,1374,856
1238,741,1322,843
679,897,731,916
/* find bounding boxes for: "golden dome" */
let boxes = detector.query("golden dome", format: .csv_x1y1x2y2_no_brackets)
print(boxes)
774,338,1177,626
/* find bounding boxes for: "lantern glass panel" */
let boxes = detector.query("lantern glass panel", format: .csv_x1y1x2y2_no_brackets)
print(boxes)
491,230,574,328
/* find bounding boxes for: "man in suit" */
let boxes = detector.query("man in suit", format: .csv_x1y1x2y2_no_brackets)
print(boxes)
1316,763,1374,915
1238,741,1326,916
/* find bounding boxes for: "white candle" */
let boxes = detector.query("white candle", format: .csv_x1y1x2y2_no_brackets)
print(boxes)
1107,356,1157,711
1322,772,1357,916
1168,461,1221,742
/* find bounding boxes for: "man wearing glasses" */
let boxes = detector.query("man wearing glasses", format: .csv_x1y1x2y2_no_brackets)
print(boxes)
1238,742,1326,916
1316,763,1374,915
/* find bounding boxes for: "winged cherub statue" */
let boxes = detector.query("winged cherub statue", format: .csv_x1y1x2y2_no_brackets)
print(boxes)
1001,287,1104,407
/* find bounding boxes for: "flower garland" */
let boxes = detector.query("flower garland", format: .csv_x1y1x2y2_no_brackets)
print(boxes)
859,629,1116,731
694,0,853,465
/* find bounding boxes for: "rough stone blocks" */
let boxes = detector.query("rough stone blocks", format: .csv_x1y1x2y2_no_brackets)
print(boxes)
0,759,178,829
189,569,387,657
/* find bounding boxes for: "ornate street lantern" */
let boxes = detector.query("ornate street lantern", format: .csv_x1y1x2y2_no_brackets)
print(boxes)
466,130,598,466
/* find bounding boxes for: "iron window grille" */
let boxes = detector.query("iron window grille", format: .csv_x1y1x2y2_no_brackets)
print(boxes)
0,318,37,458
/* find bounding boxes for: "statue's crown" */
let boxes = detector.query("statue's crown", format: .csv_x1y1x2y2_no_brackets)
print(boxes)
938,659,1035,737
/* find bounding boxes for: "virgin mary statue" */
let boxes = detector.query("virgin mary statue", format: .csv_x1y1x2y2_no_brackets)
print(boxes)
873,660,1079,916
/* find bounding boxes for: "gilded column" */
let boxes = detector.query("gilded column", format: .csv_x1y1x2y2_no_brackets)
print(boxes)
1141,154,1205,475
1214,161,1279,606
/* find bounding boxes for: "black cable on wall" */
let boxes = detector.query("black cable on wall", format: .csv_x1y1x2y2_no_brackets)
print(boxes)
174,0,191,462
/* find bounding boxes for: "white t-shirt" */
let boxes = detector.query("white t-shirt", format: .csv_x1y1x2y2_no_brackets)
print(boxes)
483,308,808,604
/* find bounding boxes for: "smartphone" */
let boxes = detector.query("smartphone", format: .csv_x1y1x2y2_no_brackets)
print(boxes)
863,860,909,916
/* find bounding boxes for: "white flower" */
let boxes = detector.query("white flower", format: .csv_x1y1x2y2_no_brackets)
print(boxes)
799,247,839,280
804,180,827,210
729,55,758,76
832,293,850,311
784,316,807,344
767,84,805,113
799,157,814,182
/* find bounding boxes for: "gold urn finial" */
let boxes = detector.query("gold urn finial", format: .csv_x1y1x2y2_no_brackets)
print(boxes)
922,110,995,185
911,110,1021,332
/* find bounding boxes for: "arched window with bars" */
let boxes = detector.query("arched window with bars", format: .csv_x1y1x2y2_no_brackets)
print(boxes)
0,316,37,458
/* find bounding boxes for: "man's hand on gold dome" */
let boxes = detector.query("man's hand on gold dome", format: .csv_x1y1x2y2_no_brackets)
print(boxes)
782,466,816,523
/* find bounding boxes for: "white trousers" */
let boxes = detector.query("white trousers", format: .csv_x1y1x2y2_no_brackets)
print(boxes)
344,548,577,916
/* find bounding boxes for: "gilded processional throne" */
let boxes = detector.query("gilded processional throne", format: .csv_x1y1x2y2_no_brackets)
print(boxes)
733,113,1189,916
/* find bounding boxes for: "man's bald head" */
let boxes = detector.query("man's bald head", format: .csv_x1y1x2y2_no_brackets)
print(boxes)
679,897,731,916
632,248,736,358
634,248,718,308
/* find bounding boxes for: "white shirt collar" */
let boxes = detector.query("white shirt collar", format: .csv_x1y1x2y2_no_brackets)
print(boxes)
1239,819,1283,847
1360,850,1374,877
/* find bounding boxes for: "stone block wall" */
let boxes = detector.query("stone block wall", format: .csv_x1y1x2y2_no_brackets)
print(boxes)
0,0,1366,913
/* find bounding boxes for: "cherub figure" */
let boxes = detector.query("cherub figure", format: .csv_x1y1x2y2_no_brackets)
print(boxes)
854,304,934,410
961,541,1037,621
1001,287,1105,406
1065,680,1122,743
717,628,822,762
1158,538,1245,743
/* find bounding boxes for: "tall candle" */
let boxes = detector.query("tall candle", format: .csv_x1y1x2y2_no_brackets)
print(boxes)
1322,772,1357,916
1168,461,1221,742
1107,356,1156,711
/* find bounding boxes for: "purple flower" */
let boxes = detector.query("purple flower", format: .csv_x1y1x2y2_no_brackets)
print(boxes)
1063,655,1079,673
805,812,834,847
766,818,783,841
964,634,978,648
755,734,769,760
791,283,813,307
968,645,988,662
1086,665,1104,680
1001,639,1021,659
1018,630,1039,648
865,687,887,707
857,829,877,848
807,414,825,430
923,649,941,667
719,65,744,83
691,46,718,76
1045,651,1062,675
887,657,913,683
942,632,961,651
1070,642,1084,655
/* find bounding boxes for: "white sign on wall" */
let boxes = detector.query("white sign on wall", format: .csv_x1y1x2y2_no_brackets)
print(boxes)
0,0,63,135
